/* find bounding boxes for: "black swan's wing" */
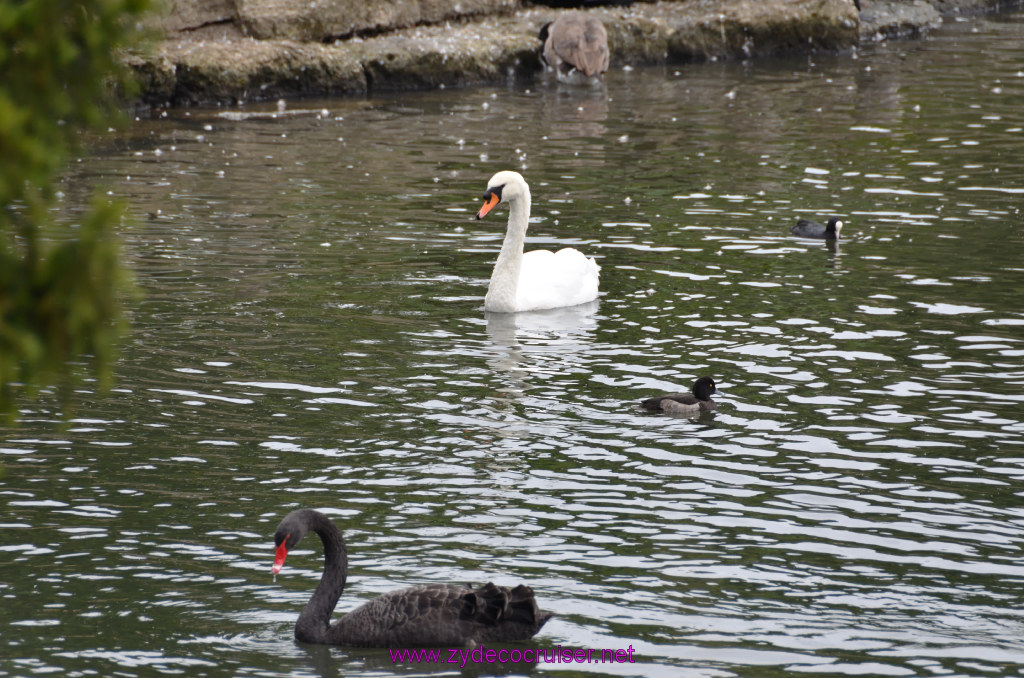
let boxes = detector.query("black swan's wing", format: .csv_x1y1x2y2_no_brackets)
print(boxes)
465,583,550,625
333,583,552,647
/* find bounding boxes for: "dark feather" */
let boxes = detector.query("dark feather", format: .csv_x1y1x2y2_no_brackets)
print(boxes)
640,376,717,415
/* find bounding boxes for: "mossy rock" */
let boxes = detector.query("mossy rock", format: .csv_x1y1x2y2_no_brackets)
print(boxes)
860,0,942,40
605,17,672,64
355,26,541,90
238,0,519,41
169,40,367,105
668,0,860,61
126,0,1014,107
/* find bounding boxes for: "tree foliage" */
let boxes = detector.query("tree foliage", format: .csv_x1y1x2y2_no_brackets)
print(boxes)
0,0,150,416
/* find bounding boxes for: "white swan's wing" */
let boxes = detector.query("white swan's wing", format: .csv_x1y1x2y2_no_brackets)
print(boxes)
516,248,600,311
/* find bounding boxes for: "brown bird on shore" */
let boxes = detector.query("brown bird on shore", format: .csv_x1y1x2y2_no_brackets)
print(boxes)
540,12,609,84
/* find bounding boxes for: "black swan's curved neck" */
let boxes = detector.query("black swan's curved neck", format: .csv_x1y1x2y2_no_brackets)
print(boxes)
292,510,348,644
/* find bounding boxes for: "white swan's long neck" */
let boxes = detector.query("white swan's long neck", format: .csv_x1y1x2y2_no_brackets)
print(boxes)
485,187,531,313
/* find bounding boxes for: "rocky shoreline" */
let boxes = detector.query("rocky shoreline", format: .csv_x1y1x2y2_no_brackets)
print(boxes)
127,0,1020,108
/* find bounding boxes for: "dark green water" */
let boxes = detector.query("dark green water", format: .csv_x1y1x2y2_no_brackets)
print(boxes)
3,10,1024,678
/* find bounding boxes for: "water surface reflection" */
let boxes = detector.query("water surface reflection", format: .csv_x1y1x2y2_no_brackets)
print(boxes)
3,9,1024,678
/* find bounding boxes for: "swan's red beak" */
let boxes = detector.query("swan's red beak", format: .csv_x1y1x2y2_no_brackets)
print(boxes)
272,541,288,575
476,192,500,220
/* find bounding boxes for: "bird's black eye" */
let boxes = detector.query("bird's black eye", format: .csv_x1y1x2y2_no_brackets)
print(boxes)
481,184,504,201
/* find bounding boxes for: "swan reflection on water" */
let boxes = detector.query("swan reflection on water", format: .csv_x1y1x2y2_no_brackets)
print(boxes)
485,301,600,347
483,302,600,403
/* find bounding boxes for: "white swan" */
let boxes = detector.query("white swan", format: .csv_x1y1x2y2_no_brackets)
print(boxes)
476,170,600,313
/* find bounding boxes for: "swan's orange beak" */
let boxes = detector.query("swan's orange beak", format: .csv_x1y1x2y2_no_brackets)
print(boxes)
476,192,500,220
272,541,288,575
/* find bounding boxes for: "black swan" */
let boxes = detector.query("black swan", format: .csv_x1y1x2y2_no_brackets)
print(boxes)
271,509,553,647
641,376,718,415
791,217,843,240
